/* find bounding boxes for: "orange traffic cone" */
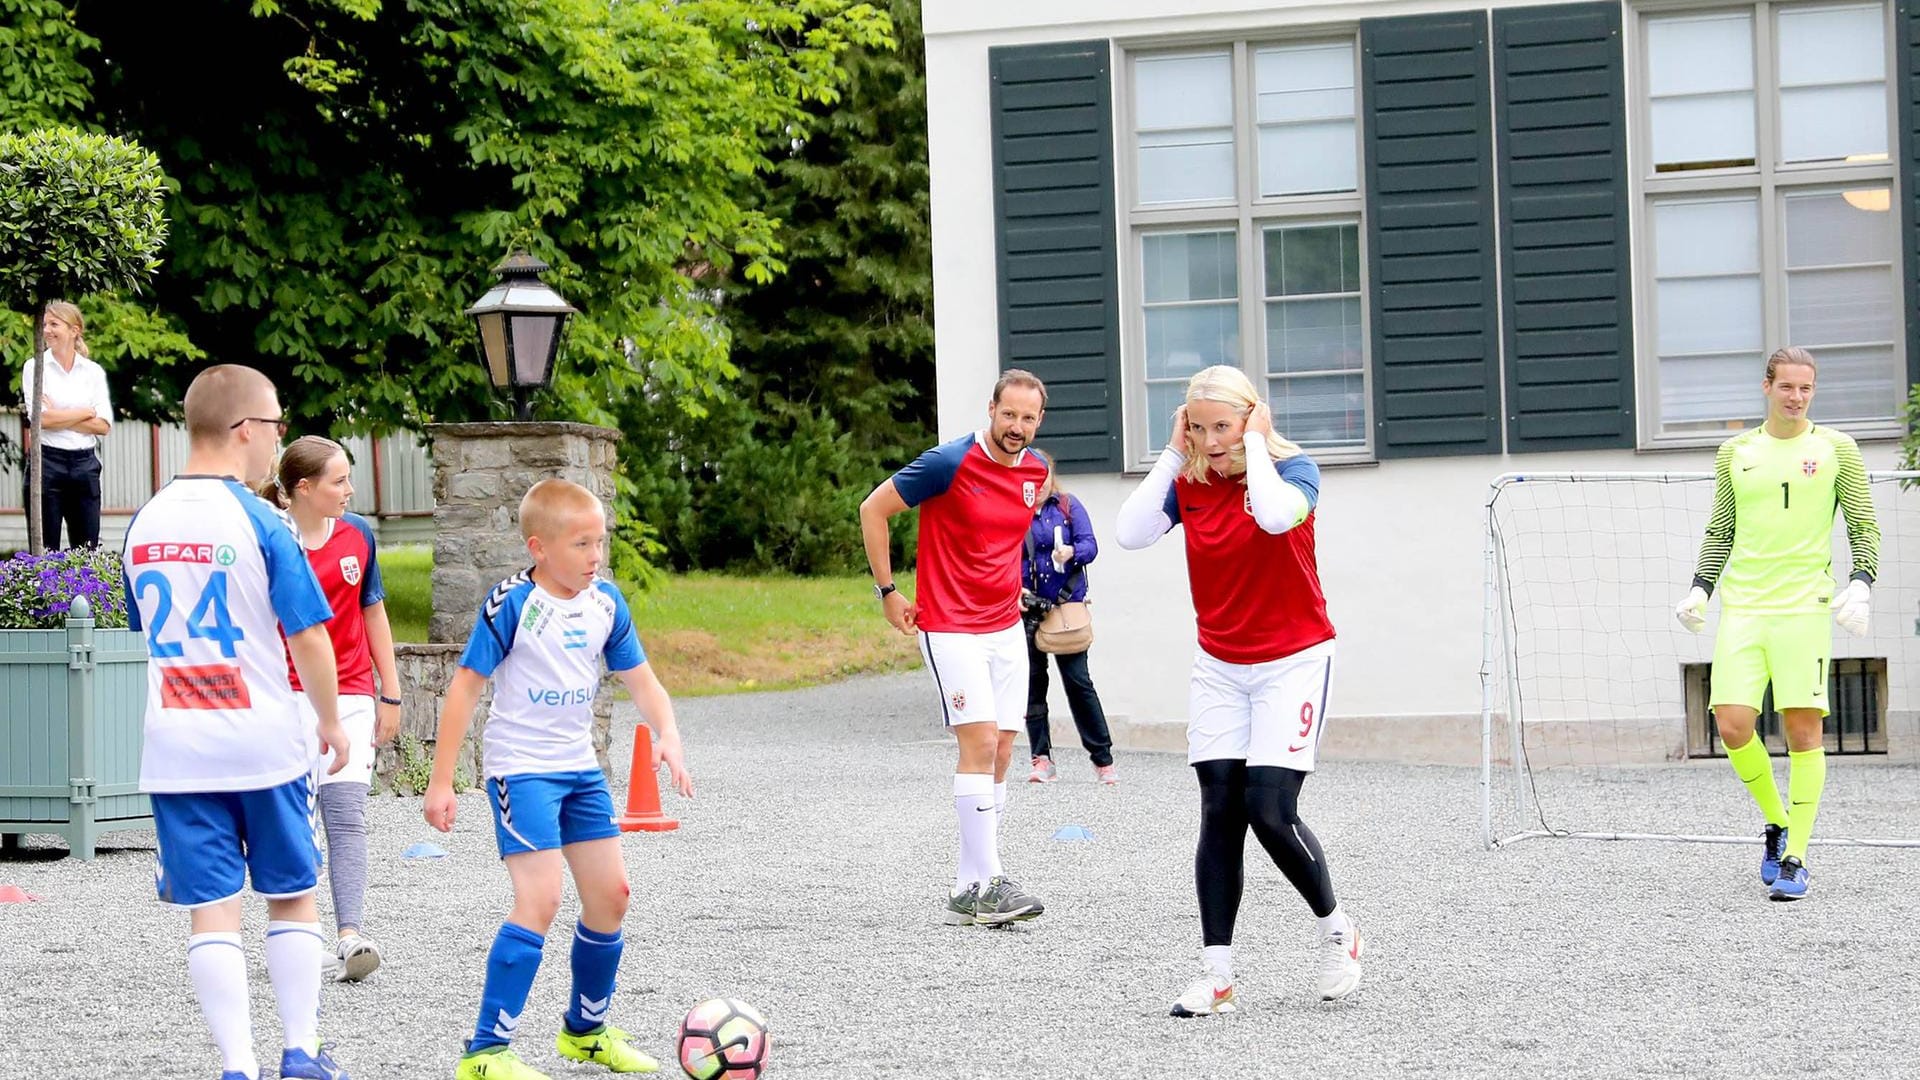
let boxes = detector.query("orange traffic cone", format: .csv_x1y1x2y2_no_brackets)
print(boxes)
615,723,679,832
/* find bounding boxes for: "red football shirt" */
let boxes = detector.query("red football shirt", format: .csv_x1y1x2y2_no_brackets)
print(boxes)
1169,457,1334,664
893,432,1049,633
285,513,386,696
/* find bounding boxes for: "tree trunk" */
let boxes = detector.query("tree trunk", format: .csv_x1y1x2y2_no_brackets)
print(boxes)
26,312,45,555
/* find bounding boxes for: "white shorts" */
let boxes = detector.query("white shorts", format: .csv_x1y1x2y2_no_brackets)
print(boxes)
300,693,378,788
1188,639,1335,771
919,623,1028,732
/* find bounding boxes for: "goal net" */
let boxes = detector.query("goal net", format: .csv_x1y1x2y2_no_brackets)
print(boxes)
1480,470,1920,849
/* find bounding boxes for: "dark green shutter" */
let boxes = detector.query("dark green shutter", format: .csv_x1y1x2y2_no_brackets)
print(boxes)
1361,12,1501,458
1899,2,1920,384
989,41,1122,472
1494,3,1635,451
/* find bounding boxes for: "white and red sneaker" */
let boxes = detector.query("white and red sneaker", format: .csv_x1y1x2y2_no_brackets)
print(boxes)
1094,763,1118,785
1028,756,1058,783
1169,972,1236,1017
1316,919,1364,1000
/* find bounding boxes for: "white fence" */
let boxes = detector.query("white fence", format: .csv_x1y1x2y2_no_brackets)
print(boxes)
0,412,434,549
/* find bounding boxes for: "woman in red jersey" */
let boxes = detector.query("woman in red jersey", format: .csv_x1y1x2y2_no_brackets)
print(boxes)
262,436,403,983
1116,365,1363,1016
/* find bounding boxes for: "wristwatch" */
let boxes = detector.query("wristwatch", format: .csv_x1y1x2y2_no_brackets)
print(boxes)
379,695,403,706
874,582,898,600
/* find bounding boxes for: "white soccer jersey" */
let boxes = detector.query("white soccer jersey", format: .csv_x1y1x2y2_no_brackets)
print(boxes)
457,572,647,778
124,477,333,793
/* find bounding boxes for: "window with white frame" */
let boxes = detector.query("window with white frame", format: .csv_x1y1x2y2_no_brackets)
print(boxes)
1641,2,1900,439
1126,40,1368,462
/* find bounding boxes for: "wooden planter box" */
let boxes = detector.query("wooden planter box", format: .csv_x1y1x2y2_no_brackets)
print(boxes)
0,603,150,860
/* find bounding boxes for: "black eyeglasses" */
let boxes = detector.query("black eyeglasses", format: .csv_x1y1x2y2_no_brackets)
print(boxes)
230,416,289,437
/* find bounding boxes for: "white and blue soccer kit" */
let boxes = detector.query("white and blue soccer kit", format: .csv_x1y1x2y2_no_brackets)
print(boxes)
458,572,647,856
124,476,333,907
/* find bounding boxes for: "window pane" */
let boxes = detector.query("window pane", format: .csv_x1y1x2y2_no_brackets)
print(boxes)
1143,232,1237,303
1647,13,1755,169
1801,344,1899,423
1255,42,1356,196
1785,189,1895,266
1660,352,1763,430
1258,121,1358,196
1787,267,1896,346
1780,84,1888,163
1264,224,1360,297
1145,304,1239,379
1139,131,1236,203
1136,54,1232,130
1137,53,1235,204
1269,373,1366,447
1652,198,1760,277
1656,278,1764,355
1267,297,1363,374
1778,5,1885,85
1147,380,1187,450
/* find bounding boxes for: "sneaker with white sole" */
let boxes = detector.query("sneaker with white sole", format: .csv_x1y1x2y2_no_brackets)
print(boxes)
1316,920,1364,1001
332,934,383,983
1094,763,1117,785
1169,972,1236,1017
1028,756,1058,783
974,876,1044,926
942,883,981,926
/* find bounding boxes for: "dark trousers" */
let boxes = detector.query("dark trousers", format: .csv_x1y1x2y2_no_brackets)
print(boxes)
32,445,102,549
1024,626,1114,767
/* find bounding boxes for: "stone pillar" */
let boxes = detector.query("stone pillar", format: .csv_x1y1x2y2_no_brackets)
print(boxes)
405,421,623,779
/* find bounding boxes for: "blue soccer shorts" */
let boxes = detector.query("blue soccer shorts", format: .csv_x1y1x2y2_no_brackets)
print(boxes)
486,770,620,857
151,774,320,908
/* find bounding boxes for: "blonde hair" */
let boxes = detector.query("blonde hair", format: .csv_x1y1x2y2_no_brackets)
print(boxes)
1181,365,1301,484
1765,346,1817,383
258,435,347,509
183,364,276,446
42,301,88,358
518,478,603,541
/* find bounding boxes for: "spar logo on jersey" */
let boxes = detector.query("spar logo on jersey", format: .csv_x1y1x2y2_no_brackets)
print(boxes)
1022,481,1036,508
339,555,362,586
1803,459,1820,477
132,542,237,565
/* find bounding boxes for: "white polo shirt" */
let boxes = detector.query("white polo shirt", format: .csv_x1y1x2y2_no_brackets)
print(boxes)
21,350,114,452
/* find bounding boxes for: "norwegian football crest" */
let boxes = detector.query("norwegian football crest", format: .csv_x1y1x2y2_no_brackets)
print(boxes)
339,555,362,586
950,690,967,712
1802,459,1819,477
1022,481,1036,507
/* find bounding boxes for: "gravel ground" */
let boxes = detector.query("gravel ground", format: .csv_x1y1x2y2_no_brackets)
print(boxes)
4,671,1918,1080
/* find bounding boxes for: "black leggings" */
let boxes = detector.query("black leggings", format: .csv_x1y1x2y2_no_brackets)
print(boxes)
1194,759,1337,946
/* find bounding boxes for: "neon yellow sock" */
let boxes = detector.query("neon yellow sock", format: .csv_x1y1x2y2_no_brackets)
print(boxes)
1786,748,1826,861
1725,736,1788,827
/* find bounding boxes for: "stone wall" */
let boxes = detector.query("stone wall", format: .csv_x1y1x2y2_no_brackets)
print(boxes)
379,421,622,785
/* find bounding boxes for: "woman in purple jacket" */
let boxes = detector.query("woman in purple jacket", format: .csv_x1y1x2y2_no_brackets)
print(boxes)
1020,450,1116,784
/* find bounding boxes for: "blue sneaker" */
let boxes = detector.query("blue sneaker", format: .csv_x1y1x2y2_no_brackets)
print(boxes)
280,1043,350,1079
1760,824,1788,885
1768,856,1810,901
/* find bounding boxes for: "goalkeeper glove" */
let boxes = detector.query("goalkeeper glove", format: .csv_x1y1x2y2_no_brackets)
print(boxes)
1832,579,1871,636
1674,586,1709,634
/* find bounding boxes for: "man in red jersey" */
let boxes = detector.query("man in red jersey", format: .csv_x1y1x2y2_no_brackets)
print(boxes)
860,369,1051,928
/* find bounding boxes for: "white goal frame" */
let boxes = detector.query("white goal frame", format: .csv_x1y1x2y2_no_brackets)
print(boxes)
1479,469,1920,850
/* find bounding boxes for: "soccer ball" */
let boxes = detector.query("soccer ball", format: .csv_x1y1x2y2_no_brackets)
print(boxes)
676,998,769,1079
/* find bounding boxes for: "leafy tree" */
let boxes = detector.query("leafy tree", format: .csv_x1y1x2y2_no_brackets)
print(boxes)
0,125,166,552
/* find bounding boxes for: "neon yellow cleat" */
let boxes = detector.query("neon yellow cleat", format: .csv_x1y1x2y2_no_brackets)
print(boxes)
456,1047,551,1080
556,1026,659,1074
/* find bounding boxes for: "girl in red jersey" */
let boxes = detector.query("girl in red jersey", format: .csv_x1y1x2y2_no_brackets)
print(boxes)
262,436,403,982
1116,365,1363,1015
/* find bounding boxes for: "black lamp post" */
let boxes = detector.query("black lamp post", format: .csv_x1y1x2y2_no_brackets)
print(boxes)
465,250,578,421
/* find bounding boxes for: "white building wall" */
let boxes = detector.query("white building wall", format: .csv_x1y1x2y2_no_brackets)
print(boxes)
924,0,1916,754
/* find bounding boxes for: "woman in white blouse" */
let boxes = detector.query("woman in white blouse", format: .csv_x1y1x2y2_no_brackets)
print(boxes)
21,300,113,548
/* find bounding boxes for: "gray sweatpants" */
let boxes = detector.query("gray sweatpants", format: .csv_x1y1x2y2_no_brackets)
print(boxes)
316,782,370,934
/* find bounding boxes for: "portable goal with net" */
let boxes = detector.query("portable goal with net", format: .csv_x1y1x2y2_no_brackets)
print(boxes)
1480,470,1920,849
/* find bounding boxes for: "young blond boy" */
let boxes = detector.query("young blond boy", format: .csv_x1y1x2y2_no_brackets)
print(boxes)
425,479,693,1080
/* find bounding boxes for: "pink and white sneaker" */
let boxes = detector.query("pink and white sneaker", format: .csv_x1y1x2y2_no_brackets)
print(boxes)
1028,756,1058,783
1095,763,1118,785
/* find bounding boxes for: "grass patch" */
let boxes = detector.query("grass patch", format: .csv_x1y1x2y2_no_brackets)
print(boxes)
373,548,921,696
377,544,433,644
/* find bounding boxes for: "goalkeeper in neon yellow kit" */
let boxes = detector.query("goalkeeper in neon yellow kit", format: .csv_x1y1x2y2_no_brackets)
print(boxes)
1674,347,1879,901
